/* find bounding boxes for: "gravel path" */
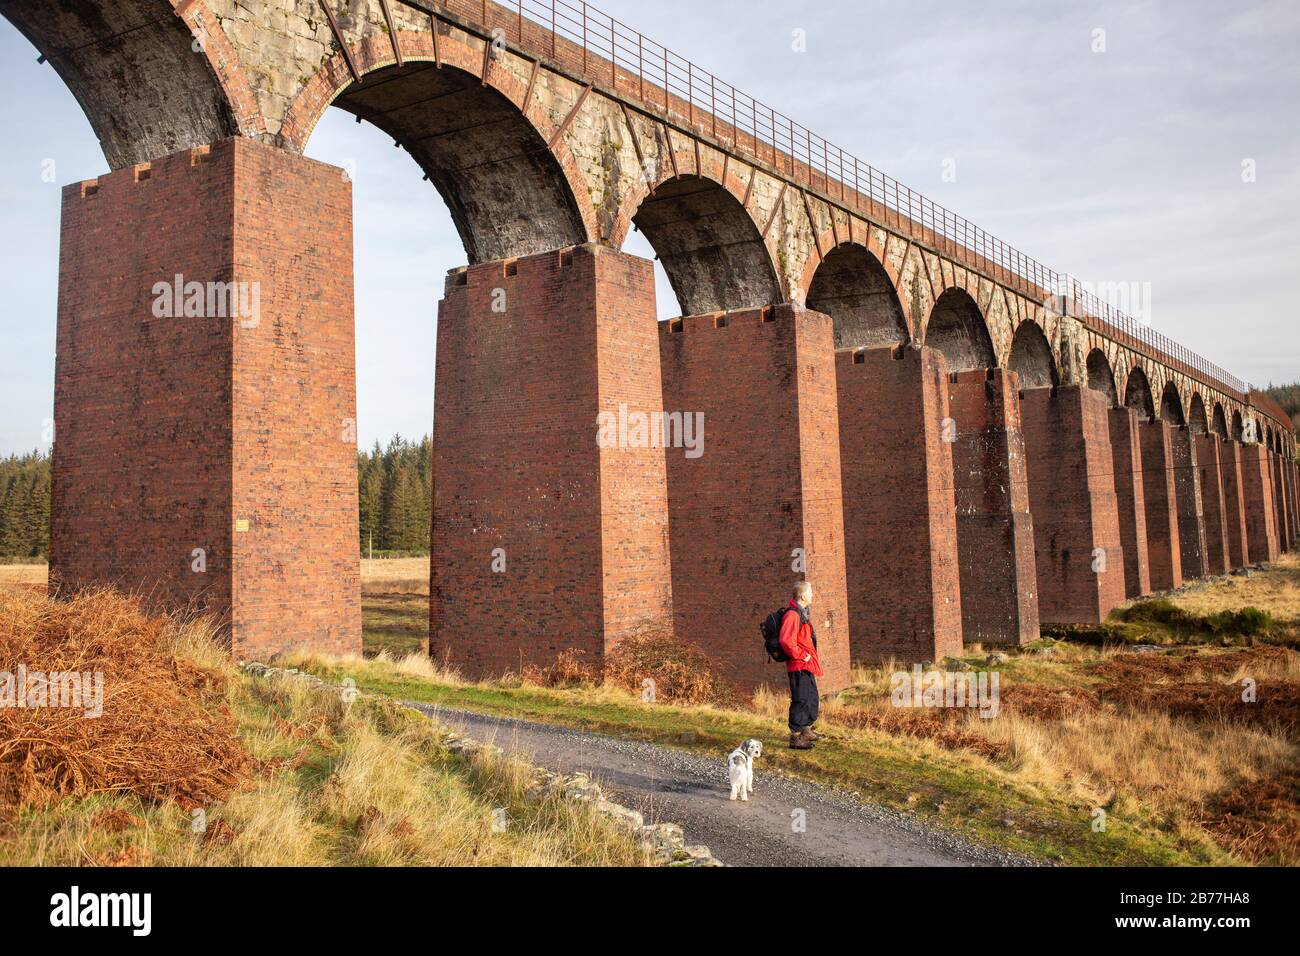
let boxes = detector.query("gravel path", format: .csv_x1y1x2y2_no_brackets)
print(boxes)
406,702,1032,867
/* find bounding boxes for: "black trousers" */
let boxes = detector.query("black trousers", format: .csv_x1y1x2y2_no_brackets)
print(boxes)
788,670,820,733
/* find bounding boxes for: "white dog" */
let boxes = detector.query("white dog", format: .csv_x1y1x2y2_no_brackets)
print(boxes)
727,738,763,801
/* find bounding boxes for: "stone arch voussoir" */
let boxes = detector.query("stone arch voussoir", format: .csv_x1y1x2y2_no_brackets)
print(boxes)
608,148,781,284
278,29,598,248
0,0,264,168
1008,316,1060,389
170,0,266,139
610,149,783,313
921,280,999,372
796,230,911,340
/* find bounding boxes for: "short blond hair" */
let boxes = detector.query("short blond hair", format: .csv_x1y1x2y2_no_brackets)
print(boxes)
793,580,813,601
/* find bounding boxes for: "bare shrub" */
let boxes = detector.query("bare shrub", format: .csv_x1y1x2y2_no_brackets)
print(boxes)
603,624,740,707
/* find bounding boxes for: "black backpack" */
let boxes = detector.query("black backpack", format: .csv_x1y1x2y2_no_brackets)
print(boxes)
760,607,792,662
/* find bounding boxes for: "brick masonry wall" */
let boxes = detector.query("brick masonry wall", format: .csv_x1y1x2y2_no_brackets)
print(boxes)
430,245,673,679
1139,420,1183,590
52,144,237,627
594,252,677,645
1220,441,1251,568
1267,455,1280,551
836,344,962,663
1288,459,1299,548
946,369,1039,644
228,139,360,657
1291,460,1299,546
1283,459,1292,545
1286,457,1296,548
1109,406,1151,598
1284,457,1294,554
1194,434,1232,575
1272,453,1292,552
1019,386,1126,624
51,138,361,657
1280,454,1293,551
658,305,850,692
792,311,853,690
1170,427,1208,580
1240,444,1279,564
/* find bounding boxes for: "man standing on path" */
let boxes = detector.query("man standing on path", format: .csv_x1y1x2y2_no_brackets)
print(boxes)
779,580,823,750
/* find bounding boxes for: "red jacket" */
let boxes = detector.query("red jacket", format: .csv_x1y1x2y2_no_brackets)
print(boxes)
778,600,822,676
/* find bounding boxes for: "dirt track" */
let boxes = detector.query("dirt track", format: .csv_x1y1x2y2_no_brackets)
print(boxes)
408,702,1032,867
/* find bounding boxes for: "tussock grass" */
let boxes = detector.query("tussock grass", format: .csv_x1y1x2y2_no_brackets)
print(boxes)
0,561,48,595
360,556,430,596
326,564,1300,865
1050,554,1300,649
1171,553,1300,623
1111,600,1275,642
358,557,431,657
0,591,650,867
383,648,461,683
838,646,1300,863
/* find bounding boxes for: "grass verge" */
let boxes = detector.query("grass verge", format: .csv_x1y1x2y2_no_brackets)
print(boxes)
0,590,650,867
286,650,1244,867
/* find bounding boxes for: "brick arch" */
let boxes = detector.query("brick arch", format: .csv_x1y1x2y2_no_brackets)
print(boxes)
1188,393,1209,433
795,228,911,331
1034,297,1066,350
0,0,263,169
1154,364,1175,413
1223,398,1244,436
922,284,997,372
1159,379,1186,426
608,147,757,247
1009,319,1060,389
798,238,911,349
1124,364,1157,420
933,267,1020,367
1086,347,1118,404
278,29,598,260
169,1,265,136
609,157,782,315
1212,401,1230,438
608,149,784,314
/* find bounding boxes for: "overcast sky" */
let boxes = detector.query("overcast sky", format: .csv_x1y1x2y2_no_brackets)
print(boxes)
1,0,1296,455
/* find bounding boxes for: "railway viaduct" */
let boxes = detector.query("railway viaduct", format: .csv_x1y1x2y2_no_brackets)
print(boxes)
7,0,1296,690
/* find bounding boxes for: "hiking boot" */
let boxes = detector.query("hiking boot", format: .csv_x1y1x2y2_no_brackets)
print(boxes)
789,731,815,750
803,726,824,741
